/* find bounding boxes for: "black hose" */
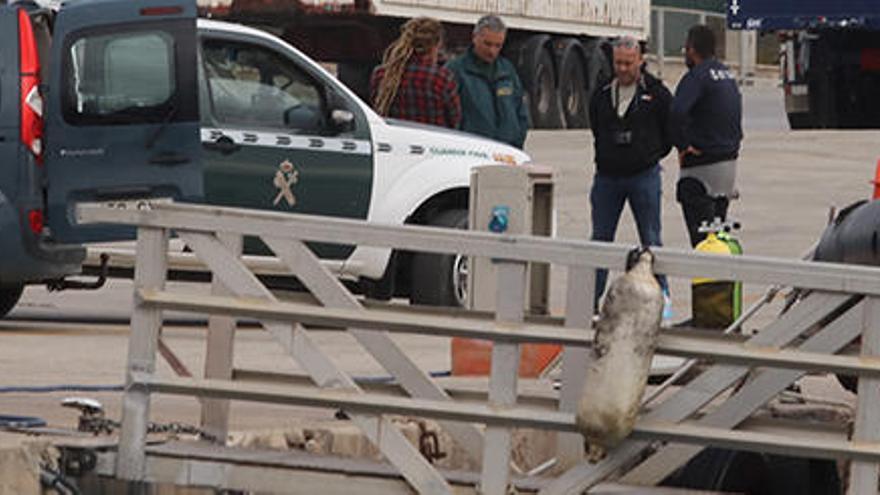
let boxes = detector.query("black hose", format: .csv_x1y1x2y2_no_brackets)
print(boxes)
40,466,81,495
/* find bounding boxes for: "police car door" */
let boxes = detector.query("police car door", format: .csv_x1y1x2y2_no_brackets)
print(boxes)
45,0,202,243
198,31,373,260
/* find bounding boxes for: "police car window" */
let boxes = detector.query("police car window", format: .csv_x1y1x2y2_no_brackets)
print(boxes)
202,40,324,132
67,31,174,122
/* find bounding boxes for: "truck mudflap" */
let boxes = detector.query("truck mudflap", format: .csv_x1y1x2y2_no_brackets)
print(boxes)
784,84,809,112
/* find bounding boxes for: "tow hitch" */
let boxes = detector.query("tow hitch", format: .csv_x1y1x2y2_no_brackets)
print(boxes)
46,253,109,292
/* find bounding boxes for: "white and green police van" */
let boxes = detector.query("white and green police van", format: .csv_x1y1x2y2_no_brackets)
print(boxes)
0,0,530,317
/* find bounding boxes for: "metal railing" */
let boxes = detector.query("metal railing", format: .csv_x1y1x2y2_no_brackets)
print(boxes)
77,200,880,495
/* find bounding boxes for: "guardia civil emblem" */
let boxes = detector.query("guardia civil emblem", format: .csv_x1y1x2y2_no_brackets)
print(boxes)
273,159,299,207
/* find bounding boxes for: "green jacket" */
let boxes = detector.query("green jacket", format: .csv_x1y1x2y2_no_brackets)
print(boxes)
445,48,529,149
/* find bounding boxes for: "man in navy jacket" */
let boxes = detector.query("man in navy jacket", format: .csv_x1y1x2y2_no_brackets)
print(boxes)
671,25,743,246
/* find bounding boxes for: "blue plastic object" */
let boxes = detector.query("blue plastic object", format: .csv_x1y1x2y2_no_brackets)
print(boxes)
488,206,510,233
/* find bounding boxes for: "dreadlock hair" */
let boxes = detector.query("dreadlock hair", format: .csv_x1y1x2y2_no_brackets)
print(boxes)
373,17,444,117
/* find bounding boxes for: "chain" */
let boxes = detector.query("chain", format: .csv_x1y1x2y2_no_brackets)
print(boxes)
146,421,220,443
77,414,218,443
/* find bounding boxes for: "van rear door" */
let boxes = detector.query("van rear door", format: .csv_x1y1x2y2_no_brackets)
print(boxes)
45,0,202,243
0,9,18,166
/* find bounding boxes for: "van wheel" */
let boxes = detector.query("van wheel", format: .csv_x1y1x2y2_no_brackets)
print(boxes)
0,284,24,318
410,209,468,307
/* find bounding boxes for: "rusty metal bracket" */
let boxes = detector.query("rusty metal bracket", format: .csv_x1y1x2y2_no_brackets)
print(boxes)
417,421,447,464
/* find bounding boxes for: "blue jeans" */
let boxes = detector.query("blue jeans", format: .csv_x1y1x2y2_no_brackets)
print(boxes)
590,164,668,308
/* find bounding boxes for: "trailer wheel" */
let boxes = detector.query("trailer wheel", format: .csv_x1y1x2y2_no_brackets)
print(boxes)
520,38,564,129
583,40,612,127
410,209,468,307
807,40,839,129
0,284,23,318
558,40,589,129
787,112,817,130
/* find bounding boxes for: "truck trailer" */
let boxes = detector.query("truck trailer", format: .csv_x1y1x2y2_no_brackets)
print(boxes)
196,0,651,129
728,0,880,129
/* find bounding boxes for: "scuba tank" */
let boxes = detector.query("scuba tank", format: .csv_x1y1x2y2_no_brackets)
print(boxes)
692,218,743,329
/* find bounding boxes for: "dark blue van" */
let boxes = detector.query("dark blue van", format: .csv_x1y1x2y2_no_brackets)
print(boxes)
0,0,202,316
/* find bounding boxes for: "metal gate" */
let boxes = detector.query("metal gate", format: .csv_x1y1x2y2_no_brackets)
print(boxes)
77,200,880,494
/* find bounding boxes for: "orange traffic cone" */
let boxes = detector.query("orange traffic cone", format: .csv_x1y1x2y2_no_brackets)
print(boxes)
451,338,561,377
873,159,880,200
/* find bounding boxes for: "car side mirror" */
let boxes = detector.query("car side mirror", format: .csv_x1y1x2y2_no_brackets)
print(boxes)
331,109,355,133
284,104,321,131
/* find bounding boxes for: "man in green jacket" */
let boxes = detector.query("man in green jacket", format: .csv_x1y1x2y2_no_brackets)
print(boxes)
445,15,529,149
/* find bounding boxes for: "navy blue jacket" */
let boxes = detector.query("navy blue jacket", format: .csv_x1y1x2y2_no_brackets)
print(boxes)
671,59,743,167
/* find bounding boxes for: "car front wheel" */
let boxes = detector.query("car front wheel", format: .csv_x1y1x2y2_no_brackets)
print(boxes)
410,209,468,307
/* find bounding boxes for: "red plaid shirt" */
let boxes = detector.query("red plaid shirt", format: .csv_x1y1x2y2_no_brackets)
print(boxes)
370,55,461,129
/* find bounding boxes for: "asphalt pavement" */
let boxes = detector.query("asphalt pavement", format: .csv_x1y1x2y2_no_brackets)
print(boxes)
2,82,873,428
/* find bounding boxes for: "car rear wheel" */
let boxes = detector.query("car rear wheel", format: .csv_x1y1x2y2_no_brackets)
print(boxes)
0,284,24,318
410,209,468,307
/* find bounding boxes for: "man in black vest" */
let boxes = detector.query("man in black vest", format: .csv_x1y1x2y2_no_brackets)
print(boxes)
589,37,673,308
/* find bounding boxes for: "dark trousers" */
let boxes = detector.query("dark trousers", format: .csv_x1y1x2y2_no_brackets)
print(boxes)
676,177,730,248
590,165,668,308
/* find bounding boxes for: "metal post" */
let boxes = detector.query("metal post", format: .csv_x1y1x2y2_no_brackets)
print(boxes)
848,296,880,494
116,227,169,480
556,266,595,467
657,8,665,80
480,259,526,495
200,233,243,443
739,30,754,85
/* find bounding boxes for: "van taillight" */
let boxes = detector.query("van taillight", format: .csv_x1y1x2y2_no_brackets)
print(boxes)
18,9,43,165
27,209,44,235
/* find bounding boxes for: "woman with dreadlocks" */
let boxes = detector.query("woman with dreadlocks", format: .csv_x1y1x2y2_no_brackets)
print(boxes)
369,17,461,129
